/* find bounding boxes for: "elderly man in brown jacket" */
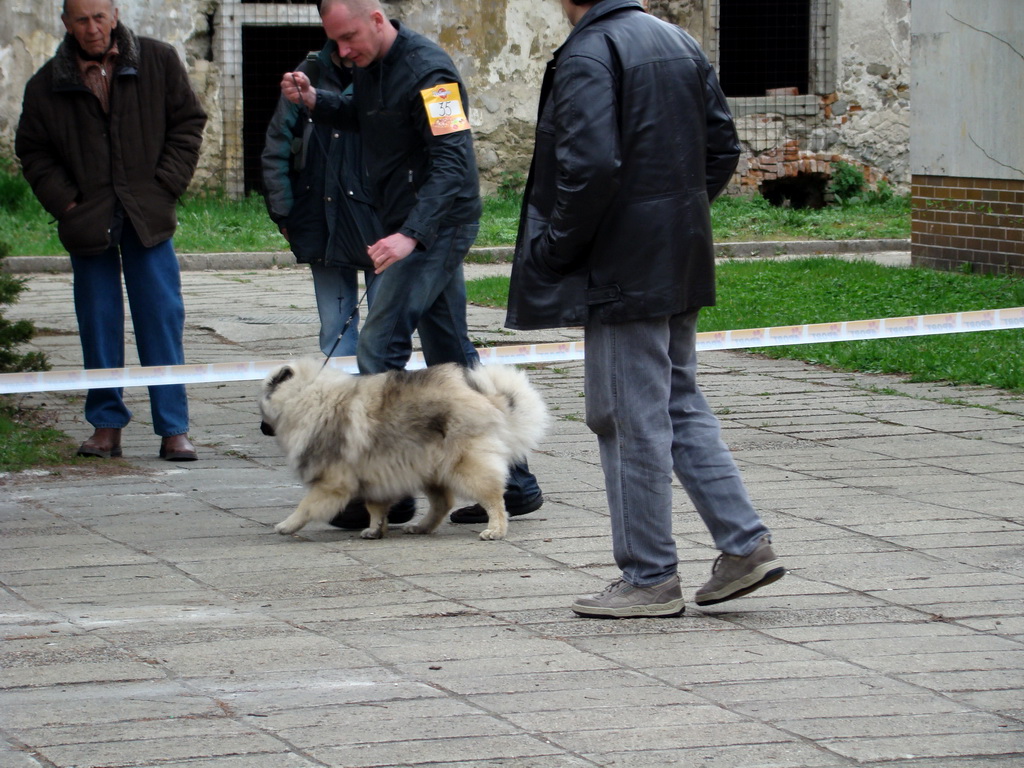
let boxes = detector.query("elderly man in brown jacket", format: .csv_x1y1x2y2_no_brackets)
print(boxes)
16,0,206,461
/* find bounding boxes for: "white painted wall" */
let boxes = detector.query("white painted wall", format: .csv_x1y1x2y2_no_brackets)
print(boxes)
911,0,1024,180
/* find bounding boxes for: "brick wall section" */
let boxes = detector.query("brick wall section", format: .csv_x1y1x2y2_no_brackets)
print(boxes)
911,175,1024,276
735,139,884,196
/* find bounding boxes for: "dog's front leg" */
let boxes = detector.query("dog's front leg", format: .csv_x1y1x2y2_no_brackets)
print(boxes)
276,486,350,535
275,504,313,535
360,501,390,539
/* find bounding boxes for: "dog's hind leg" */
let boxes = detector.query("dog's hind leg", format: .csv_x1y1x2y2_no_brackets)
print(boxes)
447,453,510,540
360,501,390,539
443,483,507,540
403,485,452,535
275,486,351,535
476,492,508,541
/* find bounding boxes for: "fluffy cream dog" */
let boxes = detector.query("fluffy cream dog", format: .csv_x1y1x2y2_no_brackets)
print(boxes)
259,359,549,540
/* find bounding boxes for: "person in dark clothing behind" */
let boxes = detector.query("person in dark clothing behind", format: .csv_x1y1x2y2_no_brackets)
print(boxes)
506,0,786,618
16,0,206,462
280,0,543,529
262,43,381,361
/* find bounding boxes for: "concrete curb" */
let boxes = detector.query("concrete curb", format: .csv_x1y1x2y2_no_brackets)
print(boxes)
1,238,910,274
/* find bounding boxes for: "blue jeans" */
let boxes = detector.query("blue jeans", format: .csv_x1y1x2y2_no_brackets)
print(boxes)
70,221,189,437
355,223,480,373
584,309,770,586
356,222,540,503
310,263,377,358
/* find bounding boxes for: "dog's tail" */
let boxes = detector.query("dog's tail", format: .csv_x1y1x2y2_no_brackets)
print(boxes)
465,364,550,461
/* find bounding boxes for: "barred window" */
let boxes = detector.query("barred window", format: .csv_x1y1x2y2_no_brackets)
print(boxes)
709,0,836,115
216,2,326,195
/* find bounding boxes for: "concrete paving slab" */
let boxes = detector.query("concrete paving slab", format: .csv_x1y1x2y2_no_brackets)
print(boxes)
582,742,853,768
2,257,1023,766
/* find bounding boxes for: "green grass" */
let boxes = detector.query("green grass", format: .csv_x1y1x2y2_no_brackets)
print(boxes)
0,162,909,256
477,191,521,247
710,194,910,242
464,275,516,307
176,194,288,253
0,400,80,472
466,257,1024,394
0,170,64,257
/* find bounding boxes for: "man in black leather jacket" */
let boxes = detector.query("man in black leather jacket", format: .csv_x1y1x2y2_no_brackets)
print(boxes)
507,0,786,618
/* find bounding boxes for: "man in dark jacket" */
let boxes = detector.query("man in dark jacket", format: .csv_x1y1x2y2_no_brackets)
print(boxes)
508,0,785,617
15,0,206,461
280,0,543,528
261,42,381,360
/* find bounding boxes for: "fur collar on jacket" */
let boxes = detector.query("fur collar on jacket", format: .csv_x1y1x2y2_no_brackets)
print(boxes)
51,23,140,88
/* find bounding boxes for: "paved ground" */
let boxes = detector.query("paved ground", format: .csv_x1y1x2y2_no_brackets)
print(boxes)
1,251,1023,767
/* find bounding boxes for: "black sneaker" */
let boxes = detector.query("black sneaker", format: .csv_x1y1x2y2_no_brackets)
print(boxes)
448,493,544,524
328,497,416,530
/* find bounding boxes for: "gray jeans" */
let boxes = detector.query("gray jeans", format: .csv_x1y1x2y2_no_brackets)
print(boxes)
584,309,770,586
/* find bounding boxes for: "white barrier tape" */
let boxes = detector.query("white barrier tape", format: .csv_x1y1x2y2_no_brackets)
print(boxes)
2,307,1022,395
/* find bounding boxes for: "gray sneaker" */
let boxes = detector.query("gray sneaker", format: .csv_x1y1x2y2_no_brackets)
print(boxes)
695,536,785,606
571,576,686,619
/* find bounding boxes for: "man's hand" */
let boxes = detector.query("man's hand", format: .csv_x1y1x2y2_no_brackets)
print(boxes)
281,71,316,111
368,233,418,274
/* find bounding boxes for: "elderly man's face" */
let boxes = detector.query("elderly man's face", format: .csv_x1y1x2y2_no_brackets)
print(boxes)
63,0,119,58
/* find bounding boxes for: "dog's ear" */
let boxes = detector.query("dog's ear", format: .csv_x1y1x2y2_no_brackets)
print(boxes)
269,365,294,390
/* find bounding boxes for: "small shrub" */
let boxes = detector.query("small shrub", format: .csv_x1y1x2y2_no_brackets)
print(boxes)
829,161,865,202
0,255,49,373
867,179,895,204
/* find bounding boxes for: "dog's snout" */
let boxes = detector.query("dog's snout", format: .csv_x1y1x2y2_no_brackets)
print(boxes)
260,420,276,436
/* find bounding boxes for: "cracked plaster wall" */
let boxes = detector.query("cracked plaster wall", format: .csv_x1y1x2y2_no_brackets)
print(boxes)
911,0,1023,181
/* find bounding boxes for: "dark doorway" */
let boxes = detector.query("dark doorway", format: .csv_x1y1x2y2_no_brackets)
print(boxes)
761,175,828,209
241,25,329,195
718,0,811,97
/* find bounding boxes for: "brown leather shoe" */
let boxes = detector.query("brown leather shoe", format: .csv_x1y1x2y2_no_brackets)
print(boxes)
77,428,123,458
159,434,198,461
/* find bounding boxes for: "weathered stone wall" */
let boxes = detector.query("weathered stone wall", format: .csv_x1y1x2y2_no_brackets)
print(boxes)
0,0,221,187
1,3,65,165
384,0,566,190
2,0,911,198
646,0,706,39
727,0,910,197
830,0,911,186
